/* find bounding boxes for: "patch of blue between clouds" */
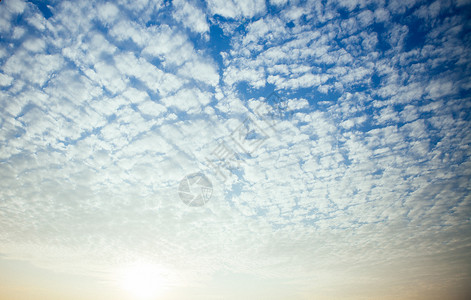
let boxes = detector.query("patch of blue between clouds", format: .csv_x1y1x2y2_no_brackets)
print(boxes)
28,0,53,19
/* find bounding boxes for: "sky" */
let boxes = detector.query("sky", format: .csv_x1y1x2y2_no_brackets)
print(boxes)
0,0,471,299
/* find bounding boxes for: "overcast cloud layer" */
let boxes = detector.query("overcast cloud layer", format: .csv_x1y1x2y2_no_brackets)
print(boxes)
1,0,471,299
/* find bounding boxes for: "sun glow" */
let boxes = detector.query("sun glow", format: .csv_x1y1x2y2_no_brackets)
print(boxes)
118,262,165,299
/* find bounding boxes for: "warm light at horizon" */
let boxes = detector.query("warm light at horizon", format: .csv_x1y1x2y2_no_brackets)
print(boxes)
118,262,165,300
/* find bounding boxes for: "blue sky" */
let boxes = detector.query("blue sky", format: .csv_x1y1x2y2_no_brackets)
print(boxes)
0,0,471,299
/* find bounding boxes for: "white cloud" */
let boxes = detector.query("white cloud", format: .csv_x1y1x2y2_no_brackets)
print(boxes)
5,0,27,14
356,9,374,27
178,58,220,86
206,0,266,19
172,0,209,34
109,20,148,47
286,98,309,111
11,26,26,39
97,3,120,24
374,7,391,22
270,0,288,6
92,61,128,94
0,0,26,32
26,12,47,31
387,0,420,14
22,38,46,52
224,66,265,88
3,51,63,86
162,87,212,113
0,73,14,86
138,100,167,117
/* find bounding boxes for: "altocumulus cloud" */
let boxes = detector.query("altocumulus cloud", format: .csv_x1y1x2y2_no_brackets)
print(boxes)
0,0,471,299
